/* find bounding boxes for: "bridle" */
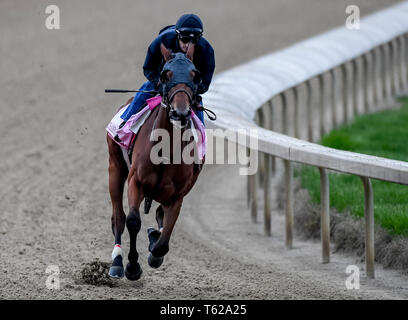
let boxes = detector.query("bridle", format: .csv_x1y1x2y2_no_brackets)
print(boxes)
158,51,217,126
167,88,194,106
161,87,217,124
161,87,195,128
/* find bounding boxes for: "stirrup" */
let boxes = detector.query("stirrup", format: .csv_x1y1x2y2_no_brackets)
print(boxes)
118,120,126,129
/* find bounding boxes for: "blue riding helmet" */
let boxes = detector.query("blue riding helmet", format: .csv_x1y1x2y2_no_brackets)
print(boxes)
175,14,203,43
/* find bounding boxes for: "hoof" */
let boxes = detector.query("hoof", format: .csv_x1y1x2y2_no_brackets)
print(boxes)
147,227,161,240
109,254,124,278
125,262,143,281
147,227,161,252
148,252,164,269
108,265,124,279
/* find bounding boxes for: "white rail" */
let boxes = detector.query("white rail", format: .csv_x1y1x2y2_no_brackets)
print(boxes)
203,1,408,278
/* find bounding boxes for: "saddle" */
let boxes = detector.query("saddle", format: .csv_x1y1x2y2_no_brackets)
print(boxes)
106,95,207,168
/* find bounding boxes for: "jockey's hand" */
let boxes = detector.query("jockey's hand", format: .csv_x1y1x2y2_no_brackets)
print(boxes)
157,82,164,96
193,96,203,110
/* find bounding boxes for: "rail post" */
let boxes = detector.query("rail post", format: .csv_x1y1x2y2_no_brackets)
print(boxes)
319,168,330,264
318,74,325,138
256,111,265,188
341,63,352,124
331,68,338,129
391,38,401,96
373,46,384,109
281,92,288,136
293,87,300,139
284,160,294,249
383,43,393,105
264,153,271,236
267,99,276,175
399,35,408,92
364,52,375,113
249,163,258,223
306,80,314,142
360,176,375,279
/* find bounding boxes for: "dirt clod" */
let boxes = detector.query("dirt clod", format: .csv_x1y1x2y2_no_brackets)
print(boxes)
80,259,117,287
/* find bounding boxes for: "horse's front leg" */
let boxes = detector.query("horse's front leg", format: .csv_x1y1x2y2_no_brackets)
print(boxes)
107,136,128,278
125,174,144,280
148,200,182,268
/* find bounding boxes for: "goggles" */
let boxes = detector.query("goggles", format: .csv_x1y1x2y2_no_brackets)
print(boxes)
176,30,202,44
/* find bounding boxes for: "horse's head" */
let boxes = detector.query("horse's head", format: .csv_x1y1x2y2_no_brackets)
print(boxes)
159,43,202,128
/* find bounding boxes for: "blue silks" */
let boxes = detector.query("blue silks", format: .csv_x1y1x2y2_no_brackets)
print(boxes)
195,101,204,124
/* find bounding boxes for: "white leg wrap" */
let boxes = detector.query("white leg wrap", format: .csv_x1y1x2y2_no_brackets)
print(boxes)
111,245,123,261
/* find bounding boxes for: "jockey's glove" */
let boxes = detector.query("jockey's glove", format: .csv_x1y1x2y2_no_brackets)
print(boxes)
157,81,164,96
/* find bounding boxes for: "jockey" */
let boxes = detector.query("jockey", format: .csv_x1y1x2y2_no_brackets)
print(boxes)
120,13,215,126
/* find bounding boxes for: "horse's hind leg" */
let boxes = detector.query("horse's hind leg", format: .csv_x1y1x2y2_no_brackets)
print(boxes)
107,135,128,278
147,205,163,234
148,200,182,269
155,205,164,230
147,205,164,264
125,174,144,280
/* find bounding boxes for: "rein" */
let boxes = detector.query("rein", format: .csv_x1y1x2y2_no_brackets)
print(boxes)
163,88,217,121
193,105,217,121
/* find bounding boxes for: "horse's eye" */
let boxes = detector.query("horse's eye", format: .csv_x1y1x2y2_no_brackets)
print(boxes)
191,70,202,84
160,70,173,83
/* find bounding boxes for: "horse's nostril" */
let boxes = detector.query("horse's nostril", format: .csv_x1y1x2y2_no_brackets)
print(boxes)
170,110,180,119
171,109,191,119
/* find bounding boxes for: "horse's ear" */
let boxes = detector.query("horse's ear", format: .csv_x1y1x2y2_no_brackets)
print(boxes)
186,43,195,62
160,43,172,62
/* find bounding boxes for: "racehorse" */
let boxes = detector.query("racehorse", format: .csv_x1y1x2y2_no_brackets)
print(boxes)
106,43,204,280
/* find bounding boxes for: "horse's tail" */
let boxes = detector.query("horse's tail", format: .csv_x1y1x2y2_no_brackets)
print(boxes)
144,197,153,214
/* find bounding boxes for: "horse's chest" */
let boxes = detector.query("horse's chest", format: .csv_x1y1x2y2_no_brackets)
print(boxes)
159,166,193,190
138,163,193,198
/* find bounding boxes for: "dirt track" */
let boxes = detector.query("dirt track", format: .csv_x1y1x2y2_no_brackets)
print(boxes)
1,0,408,299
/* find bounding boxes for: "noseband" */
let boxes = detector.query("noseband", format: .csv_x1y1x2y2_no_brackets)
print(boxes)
161,88,194,128
164,88,194,106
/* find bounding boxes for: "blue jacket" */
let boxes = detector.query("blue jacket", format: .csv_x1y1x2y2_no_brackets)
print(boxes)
143,26,215,95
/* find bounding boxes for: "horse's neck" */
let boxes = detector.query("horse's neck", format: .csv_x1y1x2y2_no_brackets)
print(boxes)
152,104,191,149
153,103,171,131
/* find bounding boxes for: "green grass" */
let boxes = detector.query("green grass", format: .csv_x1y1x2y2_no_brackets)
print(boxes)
296,97,408,236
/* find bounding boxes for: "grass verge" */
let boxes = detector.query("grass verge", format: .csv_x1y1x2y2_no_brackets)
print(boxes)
297,98,408,237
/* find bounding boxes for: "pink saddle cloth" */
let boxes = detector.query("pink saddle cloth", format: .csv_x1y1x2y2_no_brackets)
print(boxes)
106,96,206,160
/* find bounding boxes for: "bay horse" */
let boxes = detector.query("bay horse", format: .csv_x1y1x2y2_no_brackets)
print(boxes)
106,43,204,280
